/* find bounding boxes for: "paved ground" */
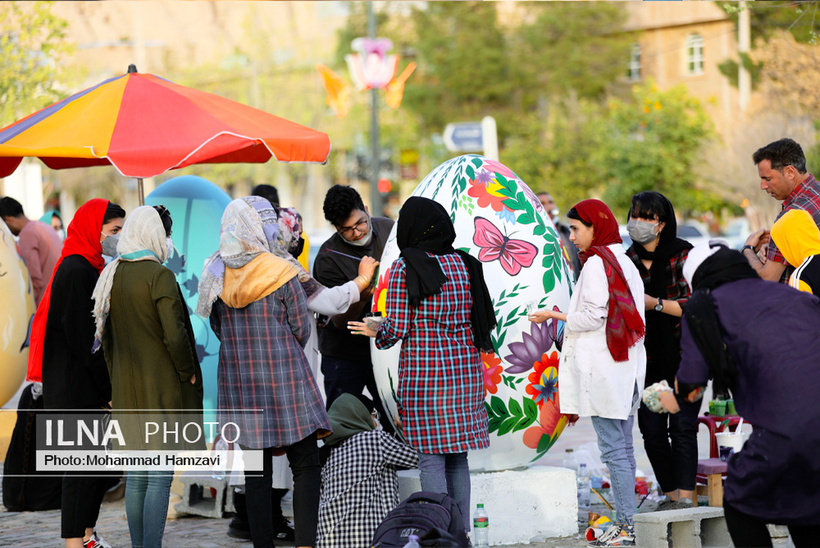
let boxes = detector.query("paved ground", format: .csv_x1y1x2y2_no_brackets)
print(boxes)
0,414,697,548
0,487,659,548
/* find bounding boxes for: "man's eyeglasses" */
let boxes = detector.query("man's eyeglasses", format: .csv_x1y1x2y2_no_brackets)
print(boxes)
337,216,369,238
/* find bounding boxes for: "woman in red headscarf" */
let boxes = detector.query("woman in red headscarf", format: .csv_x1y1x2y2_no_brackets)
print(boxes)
529,199,645,547
27,198,125,548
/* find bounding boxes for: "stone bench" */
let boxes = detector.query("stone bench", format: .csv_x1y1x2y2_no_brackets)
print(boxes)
633,506,730,548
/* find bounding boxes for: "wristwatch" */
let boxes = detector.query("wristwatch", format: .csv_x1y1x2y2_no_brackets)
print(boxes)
654,298,664,312
742,244,756,254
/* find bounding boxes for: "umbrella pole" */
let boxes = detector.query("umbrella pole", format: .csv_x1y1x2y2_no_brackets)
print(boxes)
138,177,144,206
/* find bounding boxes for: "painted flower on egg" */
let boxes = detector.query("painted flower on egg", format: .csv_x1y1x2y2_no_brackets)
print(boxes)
371,155,574,471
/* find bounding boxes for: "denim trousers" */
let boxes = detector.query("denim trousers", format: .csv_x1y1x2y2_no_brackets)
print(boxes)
418,452,471,531
638,396,700,493
125,470,174,548
591,415,637,526
243,434,321,547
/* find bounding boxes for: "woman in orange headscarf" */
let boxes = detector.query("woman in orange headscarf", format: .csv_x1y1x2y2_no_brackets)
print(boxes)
530,199,646,548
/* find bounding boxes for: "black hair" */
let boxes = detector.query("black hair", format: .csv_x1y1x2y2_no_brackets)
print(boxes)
323,185,365,226
752,138,807,174
152,205,173,237
628,191,672,224
566,207,592,228
251,184,280,208
103,202,126,225
0,196,24,218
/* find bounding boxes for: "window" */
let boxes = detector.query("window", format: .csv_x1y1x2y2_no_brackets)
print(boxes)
626,43,641,81
685,34,704,75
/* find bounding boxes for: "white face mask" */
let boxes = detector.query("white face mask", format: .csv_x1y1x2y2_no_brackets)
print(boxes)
345,228,372,247
627,219,660,245
56,228,65,241
165,237,174,260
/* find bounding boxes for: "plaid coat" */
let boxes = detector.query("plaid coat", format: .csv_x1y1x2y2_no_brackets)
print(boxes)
317,430,417,547
375,254,490,454
211,277,330,448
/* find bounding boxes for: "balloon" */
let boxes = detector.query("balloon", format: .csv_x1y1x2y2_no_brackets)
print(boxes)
371,155,574,471
0,220,35,407
146,175,231,434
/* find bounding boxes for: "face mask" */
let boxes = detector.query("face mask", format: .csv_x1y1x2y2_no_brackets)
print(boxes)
100,233,120,257
289,236,305,258
549,208,560,224
165,237,174,260
56,229,65,241
347,229,372,247
627,219,660,245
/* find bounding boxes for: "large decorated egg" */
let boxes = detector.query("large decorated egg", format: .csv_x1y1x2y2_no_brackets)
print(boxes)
146,175,231,433
371,154,574,471
0,220,36,408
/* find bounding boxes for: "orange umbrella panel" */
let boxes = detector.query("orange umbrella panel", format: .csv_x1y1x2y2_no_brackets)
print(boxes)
0,70,331,179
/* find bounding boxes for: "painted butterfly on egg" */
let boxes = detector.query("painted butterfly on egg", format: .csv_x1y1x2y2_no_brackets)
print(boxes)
472,217,538,276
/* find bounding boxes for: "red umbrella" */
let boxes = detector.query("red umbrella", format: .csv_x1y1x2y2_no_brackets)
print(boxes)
0,65,331,203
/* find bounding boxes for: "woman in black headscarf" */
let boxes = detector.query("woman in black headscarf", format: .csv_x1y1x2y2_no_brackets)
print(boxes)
349,197,496,541
625,191,697,510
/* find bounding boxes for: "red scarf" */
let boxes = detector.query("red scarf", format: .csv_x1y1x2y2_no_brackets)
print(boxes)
574,199,645,362
27,199,109,382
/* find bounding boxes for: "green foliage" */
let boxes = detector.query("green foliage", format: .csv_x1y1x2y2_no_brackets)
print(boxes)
0,2,75,127
514,3,635,101
718,1,820,45
596,81,715,218
717,52,763,90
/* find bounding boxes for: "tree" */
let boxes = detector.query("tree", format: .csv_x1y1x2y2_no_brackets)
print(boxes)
0,2,75,127
595,81,716,219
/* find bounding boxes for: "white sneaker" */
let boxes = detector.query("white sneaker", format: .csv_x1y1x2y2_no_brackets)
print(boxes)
84,531,112,548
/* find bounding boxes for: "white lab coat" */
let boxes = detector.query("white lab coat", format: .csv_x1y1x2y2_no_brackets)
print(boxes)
557,244,646,421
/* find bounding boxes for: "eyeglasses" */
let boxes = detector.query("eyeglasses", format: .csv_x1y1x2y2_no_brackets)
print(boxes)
337,215,369,238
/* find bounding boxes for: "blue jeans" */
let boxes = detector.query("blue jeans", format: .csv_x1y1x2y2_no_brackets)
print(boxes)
125,470,174,548
418,452,471,531
591,415,637,526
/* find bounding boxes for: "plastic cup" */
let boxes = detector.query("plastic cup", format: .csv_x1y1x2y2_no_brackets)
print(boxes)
713,400,726,417
709,400,716,415
526,301,538,318
727,400,737,415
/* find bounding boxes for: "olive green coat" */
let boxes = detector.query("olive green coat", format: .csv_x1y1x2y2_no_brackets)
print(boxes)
102,260,203,451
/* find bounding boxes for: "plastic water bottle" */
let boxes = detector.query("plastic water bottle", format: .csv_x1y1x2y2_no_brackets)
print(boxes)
212,436,228,480
577,463,591,509
562,448,580,473
402,534,421,548
473,503,489,546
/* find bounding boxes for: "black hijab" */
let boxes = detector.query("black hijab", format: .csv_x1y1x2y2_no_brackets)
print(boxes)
684,244,759,398
397,197,497,352
628,193,692,384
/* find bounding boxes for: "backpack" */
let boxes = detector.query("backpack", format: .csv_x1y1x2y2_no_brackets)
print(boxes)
371,491,467,547
2,383,62,511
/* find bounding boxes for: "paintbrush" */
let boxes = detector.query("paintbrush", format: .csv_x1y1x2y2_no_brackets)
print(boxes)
327,248,362,262
591,488,614,510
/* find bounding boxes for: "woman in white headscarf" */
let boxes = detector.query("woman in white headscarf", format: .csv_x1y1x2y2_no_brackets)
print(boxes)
92,205,202,548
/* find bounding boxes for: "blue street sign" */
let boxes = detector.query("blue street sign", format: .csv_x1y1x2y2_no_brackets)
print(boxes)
443,122,484,152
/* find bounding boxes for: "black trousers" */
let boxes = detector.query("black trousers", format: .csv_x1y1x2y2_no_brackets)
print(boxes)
61,473,118,538
243,435,321,547
638,397,700,493
724,499,815,548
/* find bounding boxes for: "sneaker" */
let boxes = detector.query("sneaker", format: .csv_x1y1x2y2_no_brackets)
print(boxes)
655,496,677,511
273,520,296,545
84,532,112,548
227,515,252,541
675,497,695,509
591,523,635,546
